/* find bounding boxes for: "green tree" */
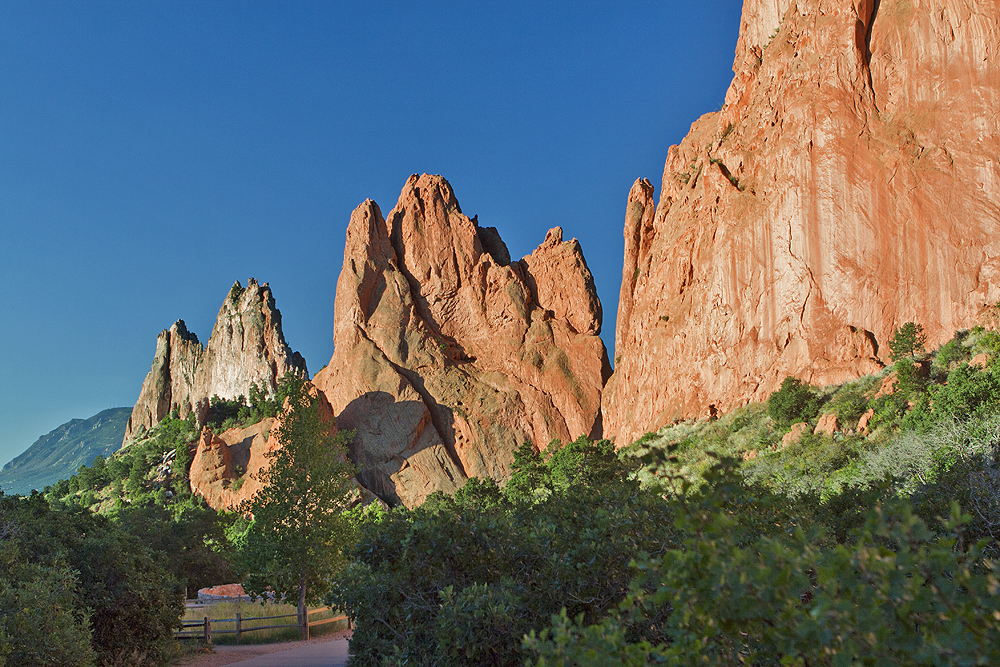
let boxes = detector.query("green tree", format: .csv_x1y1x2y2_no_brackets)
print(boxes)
767,377,820,426
1,494,182,667
237,379,356,628
889,321,927,362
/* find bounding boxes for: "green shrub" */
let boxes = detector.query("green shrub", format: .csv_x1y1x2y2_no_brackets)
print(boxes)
894,356,928,398
330,438,674,667
767,377,821,426
526,462,1000,667
0,557,95,667
827,387,870,426
931,362,1000,420
0,495,182,667
935,337,966,369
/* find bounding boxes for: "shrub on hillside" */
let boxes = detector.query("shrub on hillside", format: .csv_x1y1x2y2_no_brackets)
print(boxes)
767,377,821,427
526,462,1000,667
827,386,870,426
889,321,927,362
935,337,967,370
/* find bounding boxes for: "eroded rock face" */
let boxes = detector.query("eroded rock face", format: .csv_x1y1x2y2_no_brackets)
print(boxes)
604,0,1000,446
123,279,307,442
314,174,610,507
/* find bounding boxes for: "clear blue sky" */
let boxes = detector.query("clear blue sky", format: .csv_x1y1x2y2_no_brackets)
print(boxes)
0,1,743,465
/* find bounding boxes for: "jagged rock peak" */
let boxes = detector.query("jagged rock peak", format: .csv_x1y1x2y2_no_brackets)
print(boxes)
123,278,308,443
314,173,610,507
603,0,1000,447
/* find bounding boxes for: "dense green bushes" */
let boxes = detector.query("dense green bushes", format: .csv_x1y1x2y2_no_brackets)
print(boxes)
205,376,297,431
526,462,1000,666
329,437,676,667
0,494,183,667
767,377,820,426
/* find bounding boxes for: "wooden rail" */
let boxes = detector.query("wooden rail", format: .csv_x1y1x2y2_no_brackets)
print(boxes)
175,607,349,644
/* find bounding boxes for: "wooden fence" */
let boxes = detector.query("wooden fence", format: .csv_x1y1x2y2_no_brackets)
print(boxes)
175,606,349,644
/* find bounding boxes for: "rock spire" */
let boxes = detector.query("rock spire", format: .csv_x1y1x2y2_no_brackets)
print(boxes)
123,279,307,442
313,174,610,507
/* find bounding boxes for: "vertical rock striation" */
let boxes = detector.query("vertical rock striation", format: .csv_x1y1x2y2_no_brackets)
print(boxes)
123,279,307,442
313,174,610,507
605,0,1000,446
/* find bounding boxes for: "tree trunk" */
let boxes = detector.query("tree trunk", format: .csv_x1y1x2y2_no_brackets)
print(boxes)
298,568,307,640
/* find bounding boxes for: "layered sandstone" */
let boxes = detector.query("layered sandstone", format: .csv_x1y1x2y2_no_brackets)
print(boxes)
314,174,610,507
123,279,307,442
604,0,1000,446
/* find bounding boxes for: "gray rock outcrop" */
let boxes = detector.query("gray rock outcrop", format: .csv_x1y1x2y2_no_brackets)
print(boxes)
123,279,307,442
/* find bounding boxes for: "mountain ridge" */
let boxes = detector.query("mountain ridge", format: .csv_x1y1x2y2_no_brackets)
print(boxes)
0,407,131,496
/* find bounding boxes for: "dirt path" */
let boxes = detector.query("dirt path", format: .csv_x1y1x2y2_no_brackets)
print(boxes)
176,630,351,667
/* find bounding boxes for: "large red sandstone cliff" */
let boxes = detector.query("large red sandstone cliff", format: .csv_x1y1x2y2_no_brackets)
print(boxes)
313,174,610,507
604,0,1000,446
123,279,307,442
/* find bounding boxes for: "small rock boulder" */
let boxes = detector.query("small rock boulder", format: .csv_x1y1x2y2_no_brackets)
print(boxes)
781,422,811,448
857,408,876,435
813,413,838,437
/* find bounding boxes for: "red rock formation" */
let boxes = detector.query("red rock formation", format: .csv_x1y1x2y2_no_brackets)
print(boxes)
605,0,1000,446
314,174,610,507
814,412,838,436
189,383,342,512
188,421,273,511
124,279,307,442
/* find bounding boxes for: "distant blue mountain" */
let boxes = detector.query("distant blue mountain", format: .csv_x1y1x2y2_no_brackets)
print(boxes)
0,408,131,496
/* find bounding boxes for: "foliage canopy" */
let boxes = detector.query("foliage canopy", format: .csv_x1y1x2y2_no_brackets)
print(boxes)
236,378,357,620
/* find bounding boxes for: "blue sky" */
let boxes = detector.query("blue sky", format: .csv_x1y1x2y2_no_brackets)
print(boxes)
0,1,743,466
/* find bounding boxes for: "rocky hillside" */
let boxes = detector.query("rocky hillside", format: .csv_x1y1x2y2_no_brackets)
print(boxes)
0,407,130,495
124,278,308,442
314,174,610,507
604,0,1000,446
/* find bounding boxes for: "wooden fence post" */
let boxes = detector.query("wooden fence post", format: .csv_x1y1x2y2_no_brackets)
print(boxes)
204,617,212,646
236,612,242,645
301,606,309,640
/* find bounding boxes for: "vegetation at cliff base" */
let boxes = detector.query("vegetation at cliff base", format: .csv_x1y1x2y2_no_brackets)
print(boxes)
9,323,1000,666
0,494,183,667
327,323,1000,666
329,437,675,667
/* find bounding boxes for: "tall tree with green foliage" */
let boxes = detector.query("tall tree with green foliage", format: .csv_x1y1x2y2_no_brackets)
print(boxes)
236,379,356,627
889,321,927,362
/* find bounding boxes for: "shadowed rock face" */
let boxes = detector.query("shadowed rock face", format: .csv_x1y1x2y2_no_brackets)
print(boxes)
604,0,1000,447
123,279,307,443
314,174,610,507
